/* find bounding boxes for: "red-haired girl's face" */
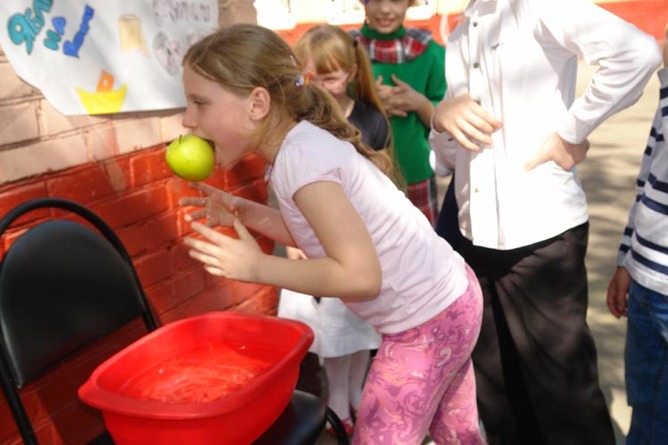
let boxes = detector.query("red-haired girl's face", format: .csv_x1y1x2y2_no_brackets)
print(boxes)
302,59,352,100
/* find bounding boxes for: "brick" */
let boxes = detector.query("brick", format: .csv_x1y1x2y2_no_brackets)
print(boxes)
163,170,229,209
232,280,270,303
144,279,175,318
1,227,28,254
235,286,280,314
90,185,167,229
173,268,207,303
114,117,163,154
205,167,227,188
160,112,187,143
88,123,121,161
134,249,172,288
115,222,149,257
161,288,235,323
169,241,199,272
0,101,39,145
256,234,275,254
145,211,179,249
46,164,120,204
117,210,178,256
164,177,197,211
130,146,172,186
0,62,33,101
0,402,21,444
230,178,269,204
99,157,132,194
0,136,88,184
39,99,105,136
0,182,48,226
223,153,268,187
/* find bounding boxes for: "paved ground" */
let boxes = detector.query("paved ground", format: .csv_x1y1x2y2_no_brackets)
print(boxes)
578,62,660,444
314,60,661,444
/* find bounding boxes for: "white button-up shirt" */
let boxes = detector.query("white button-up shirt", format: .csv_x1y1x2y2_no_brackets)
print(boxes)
430,0,661,250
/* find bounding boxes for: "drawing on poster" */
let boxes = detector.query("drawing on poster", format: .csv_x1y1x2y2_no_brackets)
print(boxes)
76,70,127,114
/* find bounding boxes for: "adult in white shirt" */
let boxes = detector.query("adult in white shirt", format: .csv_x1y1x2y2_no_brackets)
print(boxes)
429,0,662,444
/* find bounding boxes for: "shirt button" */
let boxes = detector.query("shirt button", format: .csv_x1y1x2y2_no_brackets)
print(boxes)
473,62,480,69
474,187,480,193
472,21,478,27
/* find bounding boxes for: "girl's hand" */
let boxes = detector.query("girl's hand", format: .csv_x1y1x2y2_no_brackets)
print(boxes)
432,93,502,151
524,133,589,171
382,75,421,117
375,76,400,115
184,219,263,281
179,182,241,227
606,266,631,319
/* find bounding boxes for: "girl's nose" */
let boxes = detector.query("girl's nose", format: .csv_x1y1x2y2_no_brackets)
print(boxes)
182,108,196,129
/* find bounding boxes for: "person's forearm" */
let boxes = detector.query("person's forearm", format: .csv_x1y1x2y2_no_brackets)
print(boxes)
255,253,381,302
415,96,435,128
551,4,662,143
237,198,296,247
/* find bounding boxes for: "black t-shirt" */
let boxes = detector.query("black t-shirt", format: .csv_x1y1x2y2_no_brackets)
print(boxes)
348,101,390,152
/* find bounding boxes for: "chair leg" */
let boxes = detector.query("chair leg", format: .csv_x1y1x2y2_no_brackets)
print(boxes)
325,406,351,445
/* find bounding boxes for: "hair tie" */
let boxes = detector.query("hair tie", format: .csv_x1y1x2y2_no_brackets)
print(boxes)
295,71,312,87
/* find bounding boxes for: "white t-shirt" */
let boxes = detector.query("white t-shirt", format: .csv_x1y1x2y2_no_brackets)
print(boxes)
270,121,468,334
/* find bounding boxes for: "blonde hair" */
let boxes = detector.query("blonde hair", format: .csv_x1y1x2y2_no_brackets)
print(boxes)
182,24,391,174
293,24,404,188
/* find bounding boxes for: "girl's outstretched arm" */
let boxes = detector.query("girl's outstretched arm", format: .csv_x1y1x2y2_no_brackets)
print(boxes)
184,181,382,302
179,181,296,247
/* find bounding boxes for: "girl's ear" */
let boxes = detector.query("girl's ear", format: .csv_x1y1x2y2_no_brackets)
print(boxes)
249,87,271,121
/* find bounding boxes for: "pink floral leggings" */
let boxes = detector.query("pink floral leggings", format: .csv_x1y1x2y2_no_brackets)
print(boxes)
353,265,486,445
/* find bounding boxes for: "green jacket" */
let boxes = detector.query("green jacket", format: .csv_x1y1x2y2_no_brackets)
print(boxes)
355,25,446,185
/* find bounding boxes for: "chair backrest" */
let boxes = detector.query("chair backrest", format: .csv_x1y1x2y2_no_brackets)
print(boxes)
0,197,158,445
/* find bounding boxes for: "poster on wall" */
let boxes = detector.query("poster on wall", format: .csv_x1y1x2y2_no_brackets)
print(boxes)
0,0,219,115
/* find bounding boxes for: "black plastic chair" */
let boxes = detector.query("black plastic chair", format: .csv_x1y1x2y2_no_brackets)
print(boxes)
0,197,349,445
0,197,158,445
254,391,350,445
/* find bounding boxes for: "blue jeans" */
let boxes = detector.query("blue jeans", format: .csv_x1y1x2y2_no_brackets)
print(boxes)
625,280,668,445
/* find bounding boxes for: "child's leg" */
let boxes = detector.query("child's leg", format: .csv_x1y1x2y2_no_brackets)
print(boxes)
625,280,668,445
429,359,486,444
353,266,484,445
349,350,371,414
324,354,353,420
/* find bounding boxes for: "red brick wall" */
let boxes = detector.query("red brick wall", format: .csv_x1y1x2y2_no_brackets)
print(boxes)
0,127,279,445
0,1,274,444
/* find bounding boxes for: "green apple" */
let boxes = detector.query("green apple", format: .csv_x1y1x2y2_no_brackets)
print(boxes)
165,134,215,181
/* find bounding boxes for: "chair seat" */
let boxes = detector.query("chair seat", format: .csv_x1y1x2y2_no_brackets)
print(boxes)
88,431,114,445
253,390,326,445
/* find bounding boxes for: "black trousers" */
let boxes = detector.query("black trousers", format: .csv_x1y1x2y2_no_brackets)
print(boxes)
460,222,615,445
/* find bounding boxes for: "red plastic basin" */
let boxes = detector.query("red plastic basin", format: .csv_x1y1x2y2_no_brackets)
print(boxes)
78,311,313,445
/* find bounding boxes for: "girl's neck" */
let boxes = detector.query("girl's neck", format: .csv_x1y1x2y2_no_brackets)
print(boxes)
258,117,298,164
